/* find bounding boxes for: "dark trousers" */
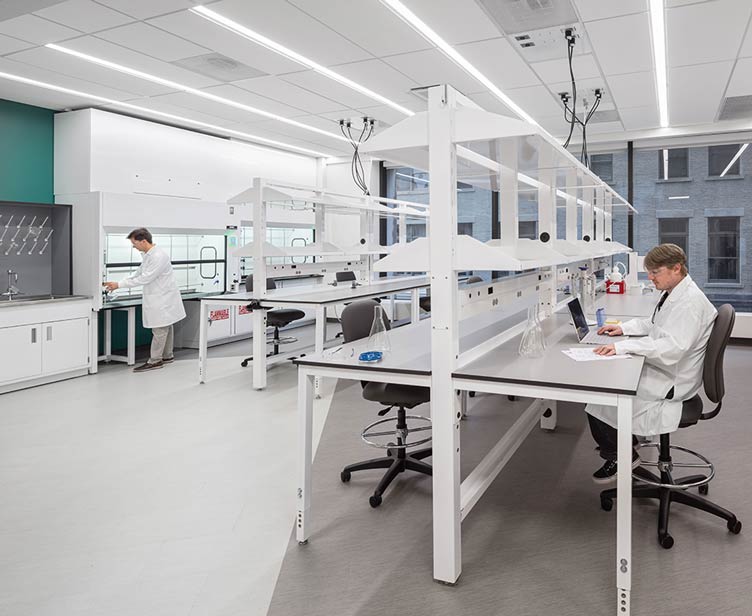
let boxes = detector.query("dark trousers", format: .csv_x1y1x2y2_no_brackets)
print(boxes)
587,413,638,462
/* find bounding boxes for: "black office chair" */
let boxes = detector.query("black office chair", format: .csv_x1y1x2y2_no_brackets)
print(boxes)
600,304,742,548
240,277,305,367
339,299,432,508
420,275,483,313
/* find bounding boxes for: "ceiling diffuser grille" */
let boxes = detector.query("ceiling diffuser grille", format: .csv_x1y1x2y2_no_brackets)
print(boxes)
475,0,578,35
171,53,267,82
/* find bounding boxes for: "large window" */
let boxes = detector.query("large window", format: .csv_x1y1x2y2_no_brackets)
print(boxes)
658,148,689,180
708,217,740,283
658,218,689,257
518,220,537,239
590,154,613,183
708,144,742,177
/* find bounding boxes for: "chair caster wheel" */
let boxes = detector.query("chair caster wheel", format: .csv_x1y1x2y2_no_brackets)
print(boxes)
298,539,308,545
728,519,742,534
699,484,709,495
240,360,249,367
600,497,613,512
507,395,517,401
369,494,382,508
468,391,475,398
340,470,351,483
659,533,674,549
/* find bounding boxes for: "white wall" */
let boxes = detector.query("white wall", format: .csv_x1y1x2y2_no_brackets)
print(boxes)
55,109,318,201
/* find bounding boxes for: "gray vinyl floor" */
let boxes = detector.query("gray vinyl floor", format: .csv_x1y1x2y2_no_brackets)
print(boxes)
268,346,752,616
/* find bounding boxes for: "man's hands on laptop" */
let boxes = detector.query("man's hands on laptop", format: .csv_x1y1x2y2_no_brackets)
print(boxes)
597,324,623,336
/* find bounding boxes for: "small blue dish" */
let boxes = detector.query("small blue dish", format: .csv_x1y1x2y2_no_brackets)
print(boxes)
358,351,383,363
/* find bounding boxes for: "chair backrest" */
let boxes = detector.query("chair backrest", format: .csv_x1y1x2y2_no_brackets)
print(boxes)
336,271,357,283
703,303,735,404
340,299,390,343
245,276,276,292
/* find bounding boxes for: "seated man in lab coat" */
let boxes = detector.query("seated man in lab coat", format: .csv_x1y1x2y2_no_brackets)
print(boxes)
104,228,186,373
586,243,717,484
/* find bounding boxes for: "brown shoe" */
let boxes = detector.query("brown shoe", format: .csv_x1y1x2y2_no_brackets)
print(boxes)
133,361,164,372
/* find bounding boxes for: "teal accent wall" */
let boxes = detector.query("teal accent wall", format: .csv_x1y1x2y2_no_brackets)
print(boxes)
0,99,54,203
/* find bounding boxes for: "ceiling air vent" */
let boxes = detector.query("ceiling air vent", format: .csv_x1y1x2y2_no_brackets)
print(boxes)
171,53,267,82
589,109,620,124
718,96,752,122
475,0,578,35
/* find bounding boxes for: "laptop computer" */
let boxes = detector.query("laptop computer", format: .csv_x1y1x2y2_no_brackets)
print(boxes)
567,297,626,345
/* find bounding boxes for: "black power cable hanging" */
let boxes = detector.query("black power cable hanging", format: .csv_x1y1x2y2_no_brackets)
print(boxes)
340,117,375,195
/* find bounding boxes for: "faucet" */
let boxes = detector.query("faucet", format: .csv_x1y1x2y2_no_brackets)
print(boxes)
3,270,20,300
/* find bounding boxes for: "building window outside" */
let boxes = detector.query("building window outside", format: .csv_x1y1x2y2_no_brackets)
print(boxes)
658,218,689,258
708,144,741,177
405,222,473,242
657,148,689,180
707,217,740,283
518,220,537,239
590,154,613,183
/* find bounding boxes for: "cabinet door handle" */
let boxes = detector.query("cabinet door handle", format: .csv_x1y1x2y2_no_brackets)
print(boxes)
46,326,52,341
31,328,37,344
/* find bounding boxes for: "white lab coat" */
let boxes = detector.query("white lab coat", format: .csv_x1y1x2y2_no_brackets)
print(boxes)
586,275,717,436
118,246,186,328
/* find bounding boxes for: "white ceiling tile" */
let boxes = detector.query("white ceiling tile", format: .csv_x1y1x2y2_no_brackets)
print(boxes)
382,49,485,96
456,37,541,90
665,0,718,7
0,33,34,55
669,61,734,125
0,77,93,109
507,84,564,117
0,55,143,101
586,120,624,135
199,84,312,118
584,11,653,75
538,114,572,137
34,0,133,33
467,91,516,117
232,117,346,149
148,90,268,124
358,103,424,126
740,21,752,58
6,46,176,96
232,76,347,115
53,35,220,88
287,0,430,57
95,0,219,20
725,57,752,97
329,58,420,104
207,0,372,66
605,71,656,109
667,0,752,67
572,0,647,22
402,0,501,44
107,95,244,128
531,53,601,85
0,14,81,44
280,70,391,110
148,11,302,75
619,105,660,130
96,22,210,62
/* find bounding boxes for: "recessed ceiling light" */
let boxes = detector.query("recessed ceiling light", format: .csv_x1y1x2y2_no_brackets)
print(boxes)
0,70,333,157
45,43,349,143
649,0,668,127
190,5,415,117
379,0,538,126
720,143,748,177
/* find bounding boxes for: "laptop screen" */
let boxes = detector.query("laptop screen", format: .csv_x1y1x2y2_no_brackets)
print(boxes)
567,298,590,342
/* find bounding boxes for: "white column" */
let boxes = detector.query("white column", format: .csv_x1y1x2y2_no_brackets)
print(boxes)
499,138,519,246
582,185,595,242
411,287,420,323
566,169,578,241
251,179,268,299
252,307,267,389
595,186,606,242
428,85,462,584
605,193,613,241
314,305,326,397
616,394,634,615
296,369,315,544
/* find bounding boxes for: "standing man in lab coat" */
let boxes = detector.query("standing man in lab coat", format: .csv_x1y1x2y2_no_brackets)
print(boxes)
586,243,717,484
103,228,186,373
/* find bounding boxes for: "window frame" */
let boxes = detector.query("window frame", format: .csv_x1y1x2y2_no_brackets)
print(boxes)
658,218,689,259
707,216,740,283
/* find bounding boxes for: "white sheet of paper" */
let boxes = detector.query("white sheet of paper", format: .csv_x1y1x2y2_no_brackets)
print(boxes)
562,347,632,362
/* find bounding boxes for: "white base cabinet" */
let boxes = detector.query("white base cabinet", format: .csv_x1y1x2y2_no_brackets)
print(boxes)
0,298,92,394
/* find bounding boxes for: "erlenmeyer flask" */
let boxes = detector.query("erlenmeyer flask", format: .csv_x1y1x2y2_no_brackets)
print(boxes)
519,305,545,358
367,305,391,353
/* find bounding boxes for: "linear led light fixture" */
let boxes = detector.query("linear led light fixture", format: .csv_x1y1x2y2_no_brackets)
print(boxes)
45,43,349,144
649,0,669,127
0,70,333,157
190,5,414,117
668,195,690,200
379,0,537,126
720,143,748,177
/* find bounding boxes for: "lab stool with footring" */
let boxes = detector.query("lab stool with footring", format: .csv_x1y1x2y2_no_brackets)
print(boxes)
338,299,432,508
600,304,742,548
240,277,305,368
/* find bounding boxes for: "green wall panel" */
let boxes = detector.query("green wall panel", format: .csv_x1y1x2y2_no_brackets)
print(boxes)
0,99,54,203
